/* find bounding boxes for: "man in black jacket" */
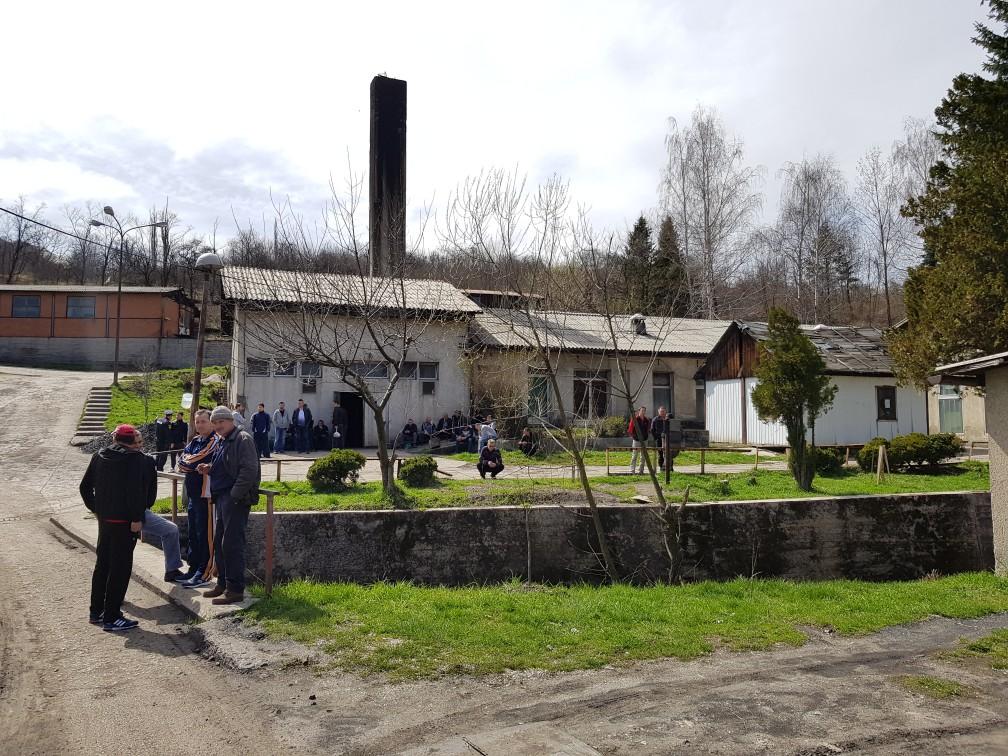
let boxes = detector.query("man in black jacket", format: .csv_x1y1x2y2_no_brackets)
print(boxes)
154,409,172,470
170,411,188,469
80,424,156,632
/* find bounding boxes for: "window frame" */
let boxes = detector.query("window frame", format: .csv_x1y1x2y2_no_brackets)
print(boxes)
299,361,322,378
876,385,898,422
652,371,674,417
418,362,439,380
273,360,296,377
11,295,41,318
246,357,270,376
573,370,609,418
66,295,96,319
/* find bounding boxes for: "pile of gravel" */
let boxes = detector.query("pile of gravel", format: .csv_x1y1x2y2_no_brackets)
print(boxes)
80,422,158,455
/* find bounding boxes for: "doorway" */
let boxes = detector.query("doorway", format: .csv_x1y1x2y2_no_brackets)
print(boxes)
338,391,366,447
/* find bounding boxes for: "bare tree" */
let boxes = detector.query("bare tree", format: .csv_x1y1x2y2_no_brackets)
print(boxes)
660,105,763,318
0,196,49,283
63,205,100,284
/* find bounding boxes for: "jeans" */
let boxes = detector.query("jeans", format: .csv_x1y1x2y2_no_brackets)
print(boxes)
186,495,209,573
273,427,286,453
212,490,249,594
143,510,184,572
253,431,271,458
294,424,309,453
467,436,478,454
89,520,137,621
629,439,646,474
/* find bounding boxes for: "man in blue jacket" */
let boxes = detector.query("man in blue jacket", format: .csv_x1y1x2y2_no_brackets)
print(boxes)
250,402,272,459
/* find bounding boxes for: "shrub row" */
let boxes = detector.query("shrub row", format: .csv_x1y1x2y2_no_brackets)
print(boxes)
857,433,962,472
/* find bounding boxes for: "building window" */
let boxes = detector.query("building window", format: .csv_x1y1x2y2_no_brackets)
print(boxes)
247,358,269,376
938,384,964,434
876,385,897,421
573,370,609,418
400,361,417,379
652,371,674,417
418,362,439,380
528,370,551,419
300,361,322,378
67,296,96,319
274,360,296,376
421,380,436,395
349,361,388,379
12,295,41,318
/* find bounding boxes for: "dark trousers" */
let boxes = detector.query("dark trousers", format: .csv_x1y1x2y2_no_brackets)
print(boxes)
294,425,309,453
212,491,249,593
186,495,209,572
332,425,345,448
89,521,137,621
477,461,504,478
253,431,271,458
155,445,168,471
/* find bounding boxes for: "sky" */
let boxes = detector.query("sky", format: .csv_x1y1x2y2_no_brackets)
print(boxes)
0,0,991,246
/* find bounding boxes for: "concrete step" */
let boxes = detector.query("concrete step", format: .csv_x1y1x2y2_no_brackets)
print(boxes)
73,430,105,438
77,422,107,429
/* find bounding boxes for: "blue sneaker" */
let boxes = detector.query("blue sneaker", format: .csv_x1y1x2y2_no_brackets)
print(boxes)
102,617,139,632
181,572,211,589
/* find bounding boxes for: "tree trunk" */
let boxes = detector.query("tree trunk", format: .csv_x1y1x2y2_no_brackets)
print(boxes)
371,405,398,499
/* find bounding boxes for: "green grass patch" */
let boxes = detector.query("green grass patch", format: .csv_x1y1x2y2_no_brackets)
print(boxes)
243,572,1008,678
153,463,988,514
942,628,1008,670
445,448,762,467
897,674,973,699
107,366,226,429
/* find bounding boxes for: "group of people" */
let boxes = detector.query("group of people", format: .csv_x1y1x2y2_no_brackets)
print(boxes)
153,410,189,471
81,405,261,632
627,405,678,474
397,411,501,455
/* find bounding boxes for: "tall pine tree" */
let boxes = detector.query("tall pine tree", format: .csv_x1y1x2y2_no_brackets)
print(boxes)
651,215,691,316
623,215,654,311
889,0,1008,386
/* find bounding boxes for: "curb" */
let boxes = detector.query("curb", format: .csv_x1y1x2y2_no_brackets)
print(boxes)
50,511,256,621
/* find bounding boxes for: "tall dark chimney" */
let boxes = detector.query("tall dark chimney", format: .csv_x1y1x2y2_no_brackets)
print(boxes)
368,75,407,277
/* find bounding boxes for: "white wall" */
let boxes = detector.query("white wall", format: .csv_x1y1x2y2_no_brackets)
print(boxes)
706,374,928,446
231,307,471,446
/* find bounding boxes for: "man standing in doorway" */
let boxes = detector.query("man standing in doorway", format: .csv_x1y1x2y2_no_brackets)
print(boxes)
292,399,312,454
79,424,154,632
331,399,348,449
272,401,290,454
200,406,261,605
250,402,272,459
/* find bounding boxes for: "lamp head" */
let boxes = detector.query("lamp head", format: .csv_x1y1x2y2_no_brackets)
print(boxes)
195,251,224,273
89,220,104,228
102,206,115,218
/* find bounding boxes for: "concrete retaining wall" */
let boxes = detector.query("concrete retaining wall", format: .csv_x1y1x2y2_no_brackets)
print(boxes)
166,491,993,586
0,336,232,369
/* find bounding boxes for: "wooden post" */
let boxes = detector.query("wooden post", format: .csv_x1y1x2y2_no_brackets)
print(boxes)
171,478,178,525
276,458,282,482
844,446,850,466
700,449,706,475
605,447,610,476
754,447,760,471
664,435,671,485
969,441,974,461
876,445,889,483
264,490,275,596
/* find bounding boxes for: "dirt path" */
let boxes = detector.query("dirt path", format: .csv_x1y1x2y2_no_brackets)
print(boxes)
3,366,1008,755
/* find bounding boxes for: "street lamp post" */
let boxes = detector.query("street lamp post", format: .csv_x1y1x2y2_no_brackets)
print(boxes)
189,251,224,438
91,207,168,385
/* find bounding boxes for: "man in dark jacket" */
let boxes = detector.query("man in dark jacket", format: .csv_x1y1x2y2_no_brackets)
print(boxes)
80,424,155,632
477,437,505,479
199,405,261,605
154,409,172,470
292,399,313,454
170,411,188,469
250,402,272,459
651,406,672,472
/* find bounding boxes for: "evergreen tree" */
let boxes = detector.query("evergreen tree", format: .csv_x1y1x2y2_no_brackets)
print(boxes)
651,215,691,316
623,215,654,311
750,309,837,491
889,0,1008,386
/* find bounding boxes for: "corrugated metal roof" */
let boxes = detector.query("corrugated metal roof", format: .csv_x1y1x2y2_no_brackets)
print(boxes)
740,321,896,374
220,266,481,314
472,309,732,355
0,284,181,294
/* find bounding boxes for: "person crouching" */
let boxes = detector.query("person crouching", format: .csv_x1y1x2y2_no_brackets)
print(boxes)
477,437,505,479
199,405,261,605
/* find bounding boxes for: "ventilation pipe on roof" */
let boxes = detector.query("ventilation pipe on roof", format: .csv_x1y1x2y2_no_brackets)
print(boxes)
631,313,647,336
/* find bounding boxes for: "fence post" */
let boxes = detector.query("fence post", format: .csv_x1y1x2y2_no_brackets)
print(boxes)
171,477,178,524
264,490,275,596
754,447,760,471
606,447,610,476
276,459,282,482
969,441,974,461
700,449,706,475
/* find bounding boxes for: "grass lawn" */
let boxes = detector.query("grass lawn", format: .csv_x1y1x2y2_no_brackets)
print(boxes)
106,366,226,429
152,463,989,514
941,628,1008,670
446,448,762,467
244,572,1008,678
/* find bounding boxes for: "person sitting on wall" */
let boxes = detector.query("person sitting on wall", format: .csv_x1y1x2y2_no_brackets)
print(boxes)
518,427,537,457
418,417,434,445
477,438,504,479
436,413,454,440
400,419,418,449
313,419,331,452
451,409,466,431
455,423,472,454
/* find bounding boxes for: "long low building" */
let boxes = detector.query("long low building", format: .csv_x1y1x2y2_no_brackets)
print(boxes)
700,321,927,447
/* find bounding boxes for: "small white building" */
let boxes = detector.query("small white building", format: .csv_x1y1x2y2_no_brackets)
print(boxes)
700,321,928,447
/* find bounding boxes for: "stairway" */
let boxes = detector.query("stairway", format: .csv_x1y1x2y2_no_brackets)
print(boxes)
72,386,112,445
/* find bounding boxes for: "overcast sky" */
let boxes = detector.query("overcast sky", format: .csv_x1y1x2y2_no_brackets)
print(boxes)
0,1,989,245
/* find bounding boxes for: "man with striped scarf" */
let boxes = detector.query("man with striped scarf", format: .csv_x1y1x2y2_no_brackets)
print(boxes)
176,408,219,588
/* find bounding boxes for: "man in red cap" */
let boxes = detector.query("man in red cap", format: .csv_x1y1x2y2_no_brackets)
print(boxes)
79,424,156,632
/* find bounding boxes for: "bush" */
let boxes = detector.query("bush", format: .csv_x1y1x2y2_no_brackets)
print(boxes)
307,449,366,490
398,455,438,487
889,433,929,468
857,437,890,472
597,416,629,438
811,446,843,474
926,433,963,466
